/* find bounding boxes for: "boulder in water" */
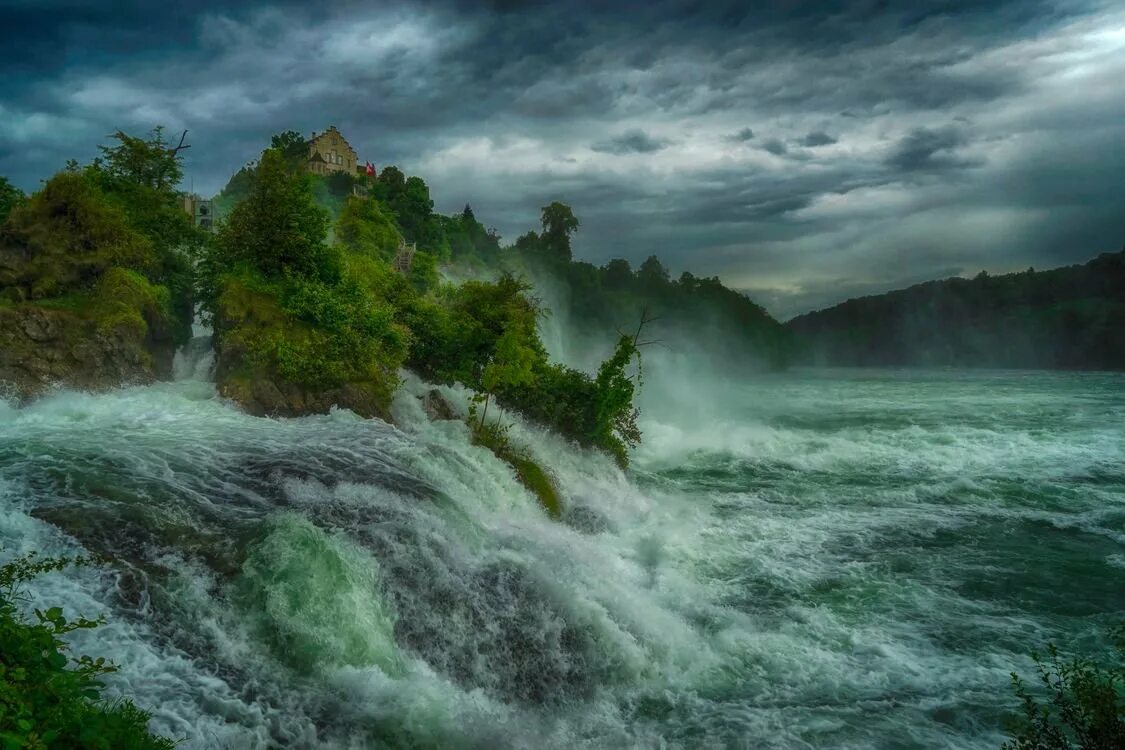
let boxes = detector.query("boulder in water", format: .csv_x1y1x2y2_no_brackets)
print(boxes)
420,388,457,421
219,374,392,421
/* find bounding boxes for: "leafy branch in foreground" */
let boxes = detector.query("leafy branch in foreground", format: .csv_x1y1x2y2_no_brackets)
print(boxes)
1003,626,1124,749
0,552,175,749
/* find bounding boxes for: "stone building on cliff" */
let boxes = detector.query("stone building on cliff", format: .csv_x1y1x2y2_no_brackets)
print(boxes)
307,126,359,177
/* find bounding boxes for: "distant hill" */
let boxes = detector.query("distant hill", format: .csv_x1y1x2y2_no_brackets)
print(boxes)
787,250,1125,370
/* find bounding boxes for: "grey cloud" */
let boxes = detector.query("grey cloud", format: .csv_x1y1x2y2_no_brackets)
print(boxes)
761,138,788,156
885,126,978,172
800,131,837,147
592,129,670,154
727,127,755,141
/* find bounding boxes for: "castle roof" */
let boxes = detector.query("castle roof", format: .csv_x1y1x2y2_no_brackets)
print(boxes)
308,125,355,152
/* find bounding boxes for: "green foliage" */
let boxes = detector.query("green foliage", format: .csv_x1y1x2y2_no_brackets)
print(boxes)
366,166,446,253
407,250,440,294
406,274,643,466
324,171,356,200
90,268,173,344
462,202,790,370
496,336,641,468
788,251,1125,370
470,419,562,517
83,128,203,347
405,274,545,387
92,127,182,192
0,177,25,225
0,553,175,749
0,128,200,345
1003,627,1125,749
540,201,579,262
212,149,337,283
335,196,400,262
211,264,407,407
270,129,308,171
203,147,409,412
0,172,155,300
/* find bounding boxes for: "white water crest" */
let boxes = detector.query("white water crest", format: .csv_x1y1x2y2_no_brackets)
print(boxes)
1,330,1123,748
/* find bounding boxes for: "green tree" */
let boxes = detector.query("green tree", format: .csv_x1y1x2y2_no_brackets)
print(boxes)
93,127,182,192
211,148,336,283
603,258,634,289
84,128,203,345
476,326,539,428
540,201,579,261
637,255,671,289
592,334,642,464
0,176,25,225
0,172,154,299
270,129,308,170
335,195,400,262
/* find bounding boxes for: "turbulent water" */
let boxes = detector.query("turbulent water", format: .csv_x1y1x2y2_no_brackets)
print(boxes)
1,334,1122,748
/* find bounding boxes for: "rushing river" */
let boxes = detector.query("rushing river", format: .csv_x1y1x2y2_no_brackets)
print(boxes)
1,339,1122,748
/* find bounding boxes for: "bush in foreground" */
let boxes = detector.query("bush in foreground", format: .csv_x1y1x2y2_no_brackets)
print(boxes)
0,553,174,749
1004,626,1124,749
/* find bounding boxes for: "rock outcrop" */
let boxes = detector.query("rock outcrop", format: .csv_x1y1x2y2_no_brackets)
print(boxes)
217,374,390,420
0,303,173,402
211,279,395,421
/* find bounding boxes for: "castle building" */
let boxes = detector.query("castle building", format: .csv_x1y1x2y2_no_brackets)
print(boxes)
307,125,359,176
179,194,214,232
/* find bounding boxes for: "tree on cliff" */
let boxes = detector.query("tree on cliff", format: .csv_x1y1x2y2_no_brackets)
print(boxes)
82,127,204,345
93,127,183,192
270,129,309,171
212,148,336,283
0,177,25,225
540,201,579,262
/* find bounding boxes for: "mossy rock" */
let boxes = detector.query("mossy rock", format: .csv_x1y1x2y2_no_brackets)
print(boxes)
0,268,177,401
212,273,398,420
507,452,562,518
470,421,562,518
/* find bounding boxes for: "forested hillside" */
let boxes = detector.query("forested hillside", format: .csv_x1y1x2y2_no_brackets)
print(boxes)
215,150,794,373
788,250,1125,370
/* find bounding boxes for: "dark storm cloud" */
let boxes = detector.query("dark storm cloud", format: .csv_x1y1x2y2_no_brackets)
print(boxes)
1,0,1123,317
885,126,975,172
800,131,837,147
761,138,788,156
592,130,670,154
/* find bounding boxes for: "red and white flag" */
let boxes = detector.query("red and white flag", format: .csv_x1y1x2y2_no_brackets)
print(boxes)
366,161,376,178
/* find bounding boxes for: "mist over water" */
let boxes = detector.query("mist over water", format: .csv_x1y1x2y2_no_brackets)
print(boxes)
1,324,1123,747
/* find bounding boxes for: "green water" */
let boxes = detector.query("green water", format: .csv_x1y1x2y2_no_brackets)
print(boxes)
0,366,1122,748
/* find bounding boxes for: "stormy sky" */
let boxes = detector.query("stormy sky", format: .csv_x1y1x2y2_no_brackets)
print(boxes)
2,1,1123,318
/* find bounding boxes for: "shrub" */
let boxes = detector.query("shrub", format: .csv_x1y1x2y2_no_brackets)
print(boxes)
0,173,154,299
90,268,173,342
0,177,25,225
335,196,400,262
0,553,175,750
405,274,642,466
1004,626,1125,749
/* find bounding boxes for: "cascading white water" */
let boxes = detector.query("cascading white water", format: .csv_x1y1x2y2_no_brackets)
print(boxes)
1,327,1122,748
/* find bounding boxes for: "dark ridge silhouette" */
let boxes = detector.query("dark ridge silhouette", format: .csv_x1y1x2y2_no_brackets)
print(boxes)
787,249,1125,370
